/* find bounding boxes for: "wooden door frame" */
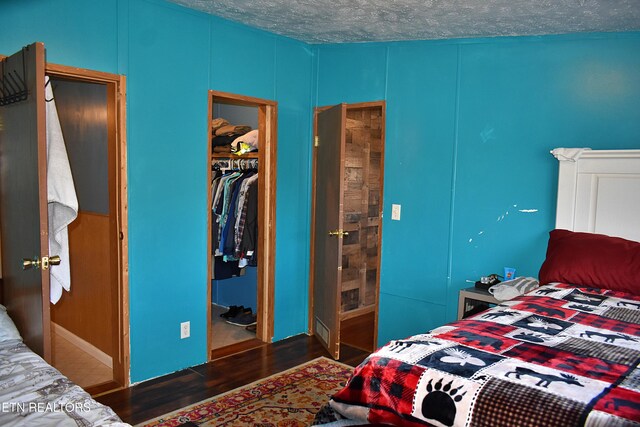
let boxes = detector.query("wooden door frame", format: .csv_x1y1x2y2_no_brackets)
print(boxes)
45,62,130,390
206,90,277,359
308,101,386,353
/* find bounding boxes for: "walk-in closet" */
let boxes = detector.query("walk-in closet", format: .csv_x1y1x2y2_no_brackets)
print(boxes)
207,91,277,359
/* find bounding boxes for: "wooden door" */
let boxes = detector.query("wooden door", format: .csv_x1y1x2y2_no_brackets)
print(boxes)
0,43,51,360
311,104,346,359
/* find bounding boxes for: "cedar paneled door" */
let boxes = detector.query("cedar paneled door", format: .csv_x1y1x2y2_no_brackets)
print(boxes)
310,101,385,359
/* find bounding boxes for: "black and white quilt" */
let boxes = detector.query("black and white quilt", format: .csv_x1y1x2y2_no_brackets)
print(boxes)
321,283,640,427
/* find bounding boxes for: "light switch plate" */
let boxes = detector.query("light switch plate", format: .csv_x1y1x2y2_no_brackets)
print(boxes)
391,204,401,220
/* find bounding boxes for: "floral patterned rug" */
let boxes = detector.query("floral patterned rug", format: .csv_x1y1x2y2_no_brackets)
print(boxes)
136,357,353,427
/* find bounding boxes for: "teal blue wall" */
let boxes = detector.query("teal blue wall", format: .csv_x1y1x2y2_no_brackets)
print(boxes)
212,268,257,310
2,0,639,383
0,0,314,383
315,34,640,345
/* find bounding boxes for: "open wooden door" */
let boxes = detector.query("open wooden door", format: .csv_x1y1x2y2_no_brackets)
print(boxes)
311,101,385,359
311,104,346,359
0,43,51,361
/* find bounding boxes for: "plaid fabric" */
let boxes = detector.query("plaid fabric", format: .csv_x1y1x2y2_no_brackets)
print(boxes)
602,307,640,324
471,378,586,427
233,174,257,257
555,337,640,366
333,357,424,421
324,284,640,427
505,342,629,382
571,311,640,335
512,297,575,319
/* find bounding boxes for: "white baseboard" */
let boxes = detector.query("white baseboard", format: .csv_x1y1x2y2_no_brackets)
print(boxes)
52,322,113,369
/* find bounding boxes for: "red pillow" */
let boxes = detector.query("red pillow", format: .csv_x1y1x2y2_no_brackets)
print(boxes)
539,229,640,295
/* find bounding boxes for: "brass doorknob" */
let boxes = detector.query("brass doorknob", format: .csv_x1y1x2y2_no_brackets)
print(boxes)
22,255,61,270
23,257,41,270
43,255,61,269
328,229,349,238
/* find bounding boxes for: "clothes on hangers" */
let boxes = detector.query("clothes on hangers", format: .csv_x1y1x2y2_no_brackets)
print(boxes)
211,165,259,277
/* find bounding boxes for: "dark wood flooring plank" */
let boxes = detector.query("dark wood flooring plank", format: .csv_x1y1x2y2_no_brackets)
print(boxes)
96,334,368,425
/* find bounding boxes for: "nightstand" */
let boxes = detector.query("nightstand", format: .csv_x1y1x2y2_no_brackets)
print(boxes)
457,287,501,320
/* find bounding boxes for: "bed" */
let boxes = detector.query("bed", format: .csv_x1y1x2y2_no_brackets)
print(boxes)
0,305,130,426
313,148,640,427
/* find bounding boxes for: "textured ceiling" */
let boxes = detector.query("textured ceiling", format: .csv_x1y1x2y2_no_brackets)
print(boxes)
168,0,640,44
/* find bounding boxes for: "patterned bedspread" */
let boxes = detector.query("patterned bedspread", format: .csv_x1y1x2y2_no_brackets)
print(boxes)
0,338,130,426
325,283,640,427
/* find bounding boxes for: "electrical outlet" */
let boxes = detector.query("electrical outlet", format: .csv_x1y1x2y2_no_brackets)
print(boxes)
391,204,401,221
180,321,190,339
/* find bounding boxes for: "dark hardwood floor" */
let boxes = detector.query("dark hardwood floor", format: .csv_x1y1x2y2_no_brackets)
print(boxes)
96,334,369,425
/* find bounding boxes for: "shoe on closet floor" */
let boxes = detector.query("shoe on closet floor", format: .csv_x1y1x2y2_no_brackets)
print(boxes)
226,311,257,326
220,305,244,319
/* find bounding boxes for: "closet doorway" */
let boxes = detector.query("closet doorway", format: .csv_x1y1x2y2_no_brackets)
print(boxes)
310,101,385,359
207,91,276,359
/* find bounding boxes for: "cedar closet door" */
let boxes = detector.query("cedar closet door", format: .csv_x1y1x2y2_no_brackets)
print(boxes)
311,101,385,360
0,43,51,360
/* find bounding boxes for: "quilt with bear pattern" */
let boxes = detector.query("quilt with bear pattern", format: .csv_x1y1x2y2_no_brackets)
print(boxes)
326,283,640,427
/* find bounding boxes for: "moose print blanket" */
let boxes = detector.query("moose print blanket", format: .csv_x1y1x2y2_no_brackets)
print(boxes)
325,283,640,427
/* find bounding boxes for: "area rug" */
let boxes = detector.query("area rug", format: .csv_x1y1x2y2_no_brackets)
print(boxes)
136,357,354,427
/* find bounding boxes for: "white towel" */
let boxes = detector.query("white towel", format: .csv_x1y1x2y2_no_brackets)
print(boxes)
45,76,78,304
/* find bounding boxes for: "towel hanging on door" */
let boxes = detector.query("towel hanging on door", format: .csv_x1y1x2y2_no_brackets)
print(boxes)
45,76,78,304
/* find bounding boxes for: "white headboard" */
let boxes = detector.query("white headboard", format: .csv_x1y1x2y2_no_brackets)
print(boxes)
552,148,640,243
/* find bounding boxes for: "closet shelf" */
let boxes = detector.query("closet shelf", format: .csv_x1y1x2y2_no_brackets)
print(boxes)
212,152,259,160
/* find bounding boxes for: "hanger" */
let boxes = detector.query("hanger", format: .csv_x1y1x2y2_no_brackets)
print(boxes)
212,158,258,172
44,78,54,102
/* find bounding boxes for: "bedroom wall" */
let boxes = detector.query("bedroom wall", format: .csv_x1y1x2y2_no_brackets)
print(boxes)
0,0,314,383
315,32,640,344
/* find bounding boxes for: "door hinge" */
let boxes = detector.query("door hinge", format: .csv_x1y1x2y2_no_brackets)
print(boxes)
314,136,319,147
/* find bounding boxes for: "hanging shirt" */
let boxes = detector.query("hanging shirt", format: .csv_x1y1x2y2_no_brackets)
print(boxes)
234,173,259,258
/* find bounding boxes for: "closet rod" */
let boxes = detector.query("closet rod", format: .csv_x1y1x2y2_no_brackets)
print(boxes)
212,158,258,172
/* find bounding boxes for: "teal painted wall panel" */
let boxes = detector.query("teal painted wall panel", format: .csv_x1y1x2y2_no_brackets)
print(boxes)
316,44,388,106
377,293,446,346
448,35,640,320
127,0,211,382
273,38,315,340
382,42,458,307
0,0,118,73
212,268,258,310
209,16,275,100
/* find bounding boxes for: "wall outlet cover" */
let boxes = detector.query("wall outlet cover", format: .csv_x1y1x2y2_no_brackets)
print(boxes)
180,321,190,339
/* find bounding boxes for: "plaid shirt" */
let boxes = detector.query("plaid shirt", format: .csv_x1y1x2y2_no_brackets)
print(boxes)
234,173,259,258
